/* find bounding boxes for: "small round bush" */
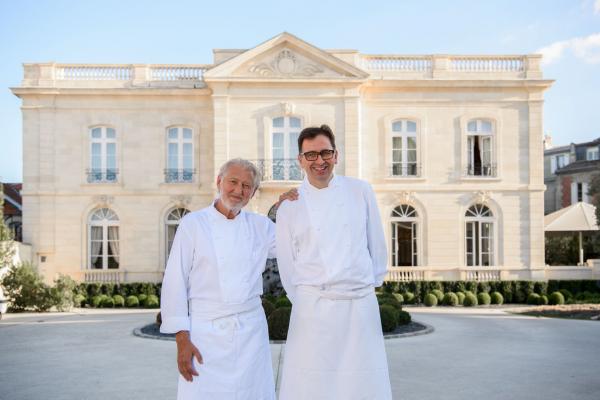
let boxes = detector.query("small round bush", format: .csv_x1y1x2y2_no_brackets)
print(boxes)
73,294,86,307
456,292,466,305
126,295,139,308
490,292,504,305
262,298,276,317
138,294,148,307
393,293,404,304
431,289,444,302
559,289,573,302
397,310,411,326
527,293,541,305
442,292,459,306
145,294,159,308
424,293,438,307
274,296,292,308
477,292,491,306
91,294,108,308
379,305,398,333
549,291,565,305
101,296,115,308
463,293,478,307
268,307,291,340
112,295,125,308
403,292,415,304
378,294,402,310
537,295,549,305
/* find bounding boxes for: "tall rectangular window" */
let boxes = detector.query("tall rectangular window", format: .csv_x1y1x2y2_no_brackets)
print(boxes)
89,127,118,183
391,120,418,176
272,117,301,181
166,127,194,182
466,119,495,177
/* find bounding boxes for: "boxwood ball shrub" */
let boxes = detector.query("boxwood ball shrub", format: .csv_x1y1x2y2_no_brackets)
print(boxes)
73,294,86,307
268,307,292,340
527,293,541,305
463,293,478,307
424,293,438,307
442,292,459,306
101,296,115,308
403,292,415,304
379,305,398,333
262,298,276,317
91,294,108,308
549,291,565,305
456,292,466,305
274,296,292,308
397,310,411,326
112,295,125,308
431,289,444,302
559,289,573,302
490,292,504,305
393,293,404,304
477,292,491,306
377,293,402,310
145,294,160,308
138,294,148,307
126,295,139,308
537,295,549,305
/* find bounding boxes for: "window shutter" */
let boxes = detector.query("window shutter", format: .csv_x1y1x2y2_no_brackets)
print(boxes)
571,182,577,205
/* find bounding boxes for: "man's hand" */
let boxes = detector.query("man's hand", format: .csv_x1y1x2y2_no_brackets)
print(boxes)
175,331,203,382
277,188,299,207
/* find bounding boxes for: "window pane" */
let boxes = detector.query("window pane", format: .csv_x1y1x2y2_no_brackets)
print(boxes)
106,128,116,139
91,144,102,169
407,149,417,162
288,132,299,158
168,128,178,140
168,143,178,169
273,132,283,148
91,128,102,139
407,121,417,132
393,150,402,162
183,143,193,169
107,256,119,269
392,121,402,132
273,117,284,128
407,137,417,150
468,121,477,132
481,121,492,133
183,128,192,139
392,137,402,151
273,148,284,159
289,117,301,128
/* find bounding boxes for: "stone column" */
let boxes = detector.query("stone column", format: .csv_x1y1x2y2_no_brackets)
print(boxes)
343,87,361,178
211,83,230,188
528,99,545,270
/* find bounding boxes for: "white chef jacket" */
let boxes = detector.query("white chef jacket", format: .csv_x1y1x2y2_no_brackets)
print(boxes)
160,203,276,334
275,175,387,303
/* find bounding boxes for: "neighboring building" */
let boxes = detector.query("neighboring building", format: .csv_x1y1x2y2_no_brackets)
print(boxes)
1,183,22,242
544,137,600,214
12,32,554,283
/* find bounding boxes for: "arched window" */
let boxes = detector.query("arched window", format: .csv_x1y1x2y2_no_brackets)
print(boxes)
88,208,119,269
391,120,418,176
89,126,117,182
165,208,190,263
390,205,419,266
272,116,302,181
465,204,494,266
166,127,194,182
466,119,495,177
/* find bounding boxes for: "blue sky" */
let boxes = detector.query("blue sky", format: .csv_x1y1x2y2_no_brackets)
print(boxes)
1,0,599,182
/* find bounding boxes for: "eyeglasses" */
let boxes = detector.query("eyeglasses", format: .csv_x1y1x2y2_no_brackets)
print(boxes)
300,149,335,161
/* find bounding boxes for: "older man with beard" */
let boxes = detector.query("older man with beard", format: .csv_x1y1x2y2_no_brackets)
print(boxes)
161,158,286,400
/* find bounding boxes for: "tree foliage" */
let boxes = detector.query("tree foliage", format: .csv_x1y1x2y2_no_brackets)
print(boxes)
589,173,600,226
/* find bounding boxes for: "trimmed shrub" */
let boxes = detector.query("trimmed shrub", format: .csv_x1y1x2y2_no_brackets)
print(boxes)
145,294,160,308
549,291,565,305
73,294,87,307
456,292,466,305
379,305,398,333
112,295,125,308
537,295,549,305
138,294,148,307
377,293,402,310
397,310,411,326
403,292,415,304
274,296,292,308
477,292,491,306
431,289,444,302
262,298,276,317
393,293,404,304
442,292,459,306
463,293,478,307
424,293,438,307
559,289,573,302
50,274,77,311
126,295,139,308
490,292,504,305
268,307,291,340
527,293,540,305
101,296,115,308
91,294,108,308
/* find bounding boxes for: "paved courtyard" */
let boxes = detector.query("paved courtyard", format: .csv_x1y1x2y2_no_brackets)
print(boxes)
0,307,599,400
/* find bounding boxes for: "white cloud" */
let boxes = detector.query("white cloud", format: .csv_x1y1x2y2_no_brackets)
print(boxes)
595,0,600,14
537,32,600,65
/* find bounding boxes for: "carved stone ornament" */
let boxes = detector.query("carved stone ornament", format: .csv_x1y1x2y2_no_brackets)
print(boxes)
280,102,295,116
170,195,191,207
399,191,415,204
249,49,324,77
474,190,491,204
93,195,114,206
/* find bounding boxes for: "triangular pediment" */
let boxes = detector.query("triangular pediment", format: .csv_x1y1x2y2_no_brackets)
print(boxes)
204,32,368,81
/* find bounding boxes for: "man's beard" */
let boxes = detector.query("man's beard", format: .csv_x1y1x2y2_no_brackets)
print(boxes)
217,193,244,214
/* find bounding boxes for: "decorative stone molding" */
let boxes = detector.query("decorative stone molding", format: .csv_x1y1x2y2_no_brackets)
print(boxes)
170,195,191,208
280,102,295,116
93,195,114,206
474,190,491,204
399,191,415,205
249,49,324,77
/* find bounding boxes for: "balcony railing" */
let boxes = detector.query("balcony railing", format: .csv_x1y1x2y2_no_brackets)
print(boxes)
389,163,421,178
84,269,124,283
253,159,303,182
87,169,118,183
465,163,497,177
164,168,196,183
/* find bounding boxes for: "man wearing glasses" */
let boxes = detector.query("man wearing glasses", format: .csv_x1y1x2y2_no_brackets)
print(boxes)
275,125,392,399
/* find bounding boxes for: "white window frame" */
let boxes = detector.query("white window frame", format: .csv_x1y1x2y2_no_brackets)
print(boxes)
390,120,419,177
271,116,302,181
165,207,190,265
88,208,119,270
390,205,419,266
166,127,194,183
465,204,495,267
466,119,495,177
587,147,599,161
89,126,118,183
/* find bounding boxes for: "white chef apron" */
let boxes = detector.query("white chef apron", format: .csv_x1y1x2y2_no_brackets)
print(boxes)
279,285,392,400
177,298,275,400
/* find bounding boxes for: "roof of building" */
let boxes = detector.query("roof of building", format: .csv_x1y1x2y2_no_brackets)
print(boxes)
555,159,600,175
1,183,22,216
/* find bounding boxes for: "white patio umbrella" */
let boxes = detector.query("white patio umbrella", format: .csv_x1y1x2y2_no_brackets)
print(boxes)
544,202,599,265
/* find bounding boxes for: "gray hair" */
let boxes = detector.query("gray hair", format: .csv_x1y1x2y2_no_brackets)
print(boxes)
218,158,261,191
